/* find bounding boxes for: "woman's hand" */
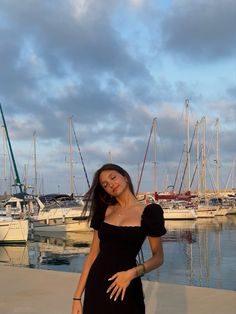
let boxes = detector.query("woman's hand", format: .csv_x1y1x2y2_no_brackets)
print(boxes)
107,269,136,301
71,299,83,314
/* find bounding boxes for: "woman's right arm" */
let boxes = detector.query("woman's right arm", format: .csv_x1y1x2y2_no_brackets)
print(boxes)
71,230,100,314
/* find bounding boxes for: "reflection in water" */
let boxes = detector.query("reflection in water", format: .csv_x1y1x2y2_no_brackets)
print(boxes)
28,231,93,268
1,216,235,291
153,215,236,291
0,245,29,266
164,219,196,231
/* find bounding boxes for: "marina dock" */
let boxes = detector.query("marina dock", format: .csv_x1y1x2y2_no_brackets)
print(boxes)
0,265,235,314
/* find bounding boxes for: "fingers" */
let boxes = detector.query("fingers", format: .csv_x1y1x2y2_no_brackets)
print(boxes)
114,287,123,301
106,280,116,293
109,285,121,300
107,283,127,301
121,288,126,301
108,273,118,281
107,271,129,301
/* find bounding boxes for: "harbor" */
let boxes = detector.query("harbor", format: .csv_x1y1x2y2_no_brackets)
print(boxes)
1,214,236,291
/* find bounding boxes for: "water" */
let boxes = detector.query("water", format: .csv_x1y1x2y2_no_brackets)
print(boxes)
1,215,235,291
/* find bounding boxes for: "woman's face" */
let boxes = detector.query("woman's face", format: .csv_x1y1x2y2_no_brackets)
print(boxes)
99,170,128,197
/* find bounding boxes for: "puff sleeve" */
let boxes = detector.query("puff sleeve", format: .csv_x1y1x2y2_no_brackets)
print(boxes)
90,207,106,230
141,203,166,237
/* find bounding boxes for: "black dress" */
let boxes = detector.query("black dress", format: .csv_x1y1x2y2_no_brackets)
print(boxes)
83,204,166,314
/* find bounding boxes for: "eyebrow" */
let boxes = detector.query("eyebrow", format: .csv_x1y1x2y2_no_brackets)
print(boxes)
100,172,116,184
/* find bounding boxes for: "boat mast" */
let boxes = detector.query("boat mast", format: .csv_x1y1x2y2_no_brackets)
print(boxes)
71,119,90,189
153,117,157,192
2,125,8,195
68,116,74,195
232,160,235,190
215,118,220,195
185,99,191,191
108,151,112,162
200,117,207,198
23,164,27,192
0,103,23,193
195,121,200,195
136,118,156,195
33,130,38,195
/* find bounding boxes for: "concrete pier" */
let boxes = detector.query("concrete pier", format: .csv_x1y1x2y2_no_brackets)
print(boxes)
0,265,235,314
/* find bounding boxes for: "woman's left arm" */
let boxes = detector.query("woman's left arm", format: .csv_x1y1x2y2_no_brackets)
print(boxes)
141,236,164,273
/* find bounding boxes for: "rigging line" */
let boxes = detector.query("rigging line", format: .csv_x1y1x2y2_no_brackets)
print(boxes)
203,121,214,163
173,144,184,192
136,118,156,195
178,144,187,194
190,163,197,189
206,163,216,192
71,121,90,189
5,139,16,193
224,159,235,190
190,147,203,189
178,122,198,193
155,122,172,191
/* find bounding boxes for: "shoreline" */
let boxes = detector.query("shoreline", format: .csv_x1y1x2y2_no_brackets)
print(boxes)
0,265,235,314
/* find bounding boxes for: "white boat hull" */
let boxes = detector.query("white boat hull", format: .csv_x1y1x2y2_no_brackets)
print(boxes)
32,219,91,232
0,219,28,243
163,208,197,220
32,206,91,232
197,205,229,217
215,207,229,216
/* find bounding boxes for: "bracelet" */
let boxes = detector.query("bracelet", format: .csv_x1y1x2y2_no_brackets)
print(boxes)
73,297,81,301
140,263,146,276
136,263,146,277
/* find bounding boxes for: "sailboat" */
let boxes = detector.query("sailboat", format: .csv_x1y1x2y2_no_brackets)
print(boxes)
31,117,91,232
31,194,91,232
137,111,197,220
0,103,29,243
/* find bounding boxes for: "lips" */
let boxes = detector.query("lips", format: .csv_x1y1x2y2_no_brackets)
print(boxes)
112,185,119,193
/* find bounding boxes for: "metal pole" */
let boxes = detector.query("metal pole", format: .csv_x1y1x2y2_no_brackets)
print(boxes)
215,119,220,194
68,117,74,195
33,131,38,195
2,126,8,194
196,121,200,195
0,103,23,193
185,99,191,191
153,118,157,192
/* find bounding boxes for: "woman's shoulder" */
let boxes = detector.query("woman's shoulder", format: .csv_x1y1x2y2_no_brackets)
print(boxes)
142,203,163,216
90,206,107,230
141,203,166,237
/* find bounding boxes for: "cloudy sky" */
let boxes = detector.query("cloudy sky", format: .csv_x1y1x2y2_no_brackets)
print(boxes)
0,0,235,195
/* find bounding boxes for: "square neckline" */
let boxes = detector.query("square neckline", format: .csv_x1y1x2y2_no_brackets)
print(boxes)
103,221,142,228
103,204,151,228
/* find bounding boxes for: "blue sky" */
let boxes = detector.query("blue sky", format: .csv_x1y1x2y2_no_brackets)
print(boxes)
0,0,235,195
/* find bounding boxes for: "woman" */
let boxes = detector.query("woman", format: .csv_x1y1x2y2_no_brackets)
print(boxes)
71,163,166,314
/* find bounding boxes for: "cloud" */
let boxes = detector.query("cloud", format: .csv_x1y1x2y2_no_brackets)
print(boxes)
0,0,156,127
160,0,236,62
0,0,235,193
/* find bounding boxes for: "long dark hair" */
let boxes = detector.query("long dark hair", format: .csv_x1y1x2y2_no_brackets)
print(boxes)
83,163,135,220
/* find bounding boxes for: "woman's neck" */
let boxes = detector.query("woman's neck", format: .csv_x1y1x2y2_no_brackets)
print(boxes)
115,191,138,209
